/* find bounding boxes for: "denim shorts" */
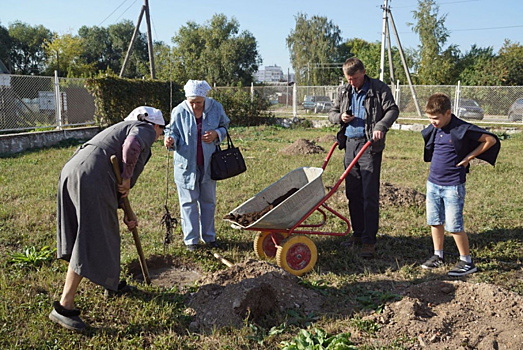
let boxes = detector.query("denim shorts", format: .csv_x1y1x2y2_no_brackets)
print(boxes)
426,180,466,232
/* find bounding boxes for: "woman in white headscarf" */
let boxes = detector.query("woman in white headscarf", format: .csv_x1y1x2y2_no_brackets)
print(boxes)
164,80,230,251
50,106,165,331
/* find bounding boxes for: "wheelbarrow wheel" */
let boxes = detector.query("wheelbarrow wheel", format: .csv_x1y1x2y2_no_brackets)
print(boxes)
276,236,317,276
254,231,288,259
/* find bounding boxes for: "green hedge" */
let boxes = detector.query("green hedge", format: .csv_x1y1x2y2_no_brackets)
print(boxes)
85,77,274,127
85,76,184,126
208,87,274,126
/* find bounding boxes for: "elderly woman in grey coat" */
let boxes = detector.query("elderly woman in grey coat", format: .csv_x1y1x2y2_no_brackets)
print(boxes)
49,106,165,331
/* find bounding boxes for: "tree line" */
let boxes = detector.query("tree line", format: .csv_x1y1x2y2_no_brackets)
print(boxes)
1,0,522,86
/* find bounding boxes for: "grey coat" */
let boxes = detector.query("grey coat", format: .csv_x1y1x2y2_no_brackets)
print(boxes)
56,120,156,290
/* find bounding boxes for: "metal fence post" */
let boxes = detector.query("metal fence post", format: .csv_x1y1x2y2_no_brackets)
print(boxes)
454,81,461,115
54,71,62,130
250,82,254,103
394,79,401,106
293,82,297,118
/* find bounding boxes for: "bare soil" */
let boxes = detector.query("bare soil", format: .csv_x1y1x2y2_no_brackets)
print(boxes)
279,139,325,155
130,257,522,349
126,138,521,348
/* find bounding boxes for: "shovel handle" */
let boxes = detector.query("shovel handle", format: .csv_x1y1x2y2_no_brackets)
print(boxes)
110,155,151,285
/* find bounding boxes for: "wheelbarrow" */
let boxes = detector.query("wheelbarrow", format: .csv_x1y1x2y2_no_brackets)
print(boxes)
224,140,373,276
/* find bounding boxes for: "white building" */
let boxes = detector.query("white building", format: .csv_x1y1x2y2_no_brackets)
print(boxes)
255,65,284,82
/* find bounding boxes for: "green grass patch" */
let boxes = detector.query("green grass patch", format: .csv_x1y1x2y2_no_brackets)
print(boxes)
0,125,521,348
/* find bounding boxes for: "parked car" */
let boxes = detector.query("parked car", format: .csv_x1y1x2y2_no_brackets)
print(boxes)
314,101,333,113
302,99,315,110
302,95,330,111
455,98,484,120
508,98,523,122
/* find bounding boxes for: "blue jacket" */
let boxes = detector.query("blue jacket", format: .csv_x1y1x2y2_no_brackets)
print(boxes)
166,97,230,189
421,114,501,170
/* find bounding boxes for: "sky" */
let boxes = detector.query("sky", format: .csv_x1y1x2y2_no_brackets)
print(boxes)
2,0,523,74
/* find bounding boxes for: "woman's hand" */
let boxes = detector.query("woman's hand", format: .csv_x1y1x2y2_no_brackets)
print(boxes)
202,130,218,143
124,213,138,231
117,178,131,198
164,136,174,149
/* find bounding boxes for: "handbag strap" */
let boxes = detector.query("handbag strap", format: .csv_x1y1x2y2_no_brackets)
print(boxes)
215,129,233,151
224,129,234,149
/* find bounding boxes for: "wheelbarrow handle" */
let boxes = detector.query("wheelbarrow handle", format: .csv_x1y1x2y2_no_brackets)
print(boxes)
331,140,373,192
110,155,151,285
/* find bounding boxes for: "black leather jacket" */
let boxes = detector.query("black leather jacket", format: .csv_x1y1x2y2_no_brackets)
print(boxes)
328,76,399,152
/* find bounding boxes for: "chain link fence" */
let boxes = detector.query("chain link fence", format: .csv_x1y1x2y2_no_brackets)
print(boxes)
0,74,95,133
252,82,523,125
1,74,522,133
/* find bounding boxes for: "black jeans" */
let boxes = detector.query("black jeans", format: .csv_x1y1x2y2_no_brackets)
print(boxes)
344,138,382,245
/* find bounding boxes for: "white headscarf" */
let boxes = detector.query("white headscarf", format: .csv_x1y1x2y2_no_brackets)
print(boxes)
184,80,212,98
124,106,165,126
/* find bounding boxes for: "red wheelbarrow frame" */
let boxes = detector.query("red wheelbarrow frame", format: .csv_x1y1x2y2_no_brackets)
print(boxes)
243,140,373,241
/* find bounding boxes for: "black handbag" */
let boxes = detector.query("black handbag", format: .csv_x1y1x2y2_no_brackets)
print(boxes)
211,130,247,180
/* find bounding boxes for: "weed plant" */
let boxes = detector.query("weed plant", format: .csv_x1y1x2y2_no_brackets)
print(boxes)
0,124,521,349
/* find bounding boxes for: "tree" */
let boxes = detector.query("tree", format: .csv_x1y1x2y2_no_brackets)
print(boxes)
8,21,53,75
171,14,260,86
457,45,503,86
409,0,456,85
108,20,149,78
78,21,149,78
497,40,523,86
0,23,11,72
153,41,173,81
286,13,343,86
42,33,94,77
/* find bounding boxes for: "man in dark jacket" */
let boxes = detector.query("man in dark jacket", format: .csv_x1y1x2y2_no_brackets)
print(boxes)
328,57,399,258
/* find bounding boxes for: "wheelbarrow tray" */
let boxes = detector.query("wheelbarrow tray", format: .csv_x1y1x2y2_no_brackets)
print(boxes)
225,166,325,230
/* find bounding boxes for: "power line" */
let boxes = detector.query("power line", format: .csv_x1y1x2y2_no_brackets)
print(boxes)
114,0,140,23
451,24,523,32
99,0,130,26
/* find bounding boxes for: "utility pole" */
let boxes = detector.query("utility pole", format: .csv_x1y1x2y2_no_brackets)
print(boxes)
379,0,388,82
379,0,423,118
120,0,156,79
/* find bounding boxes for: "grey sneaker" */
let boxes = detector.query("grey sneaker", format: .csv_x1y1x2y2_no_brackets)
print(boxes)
448,260,477,276
421,255,444,269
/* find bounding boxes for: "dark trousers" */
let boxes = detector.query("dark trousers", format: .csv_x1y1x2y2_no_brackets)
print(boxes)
344,138,382,245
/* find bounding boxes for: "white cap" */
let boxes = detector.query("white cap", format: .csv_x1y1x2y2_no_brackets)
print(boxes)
184,80,212,98
124,106,165,126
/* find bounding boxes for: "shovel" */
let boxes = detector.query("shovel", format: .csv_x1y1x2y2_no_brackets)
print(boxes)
110,155,151,285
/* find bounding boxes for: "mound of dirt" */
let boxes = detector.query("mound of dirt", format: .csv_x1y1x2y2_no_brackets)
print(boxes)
316,134,337,144
326,182,426,209
186,259,324,331
364,280,523,349
279,139,325,155
380,182,426,208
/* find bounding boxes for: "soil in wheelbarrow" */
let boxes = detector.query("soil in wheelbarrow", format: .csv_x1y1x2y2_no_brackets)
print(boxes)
223,187,299,226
